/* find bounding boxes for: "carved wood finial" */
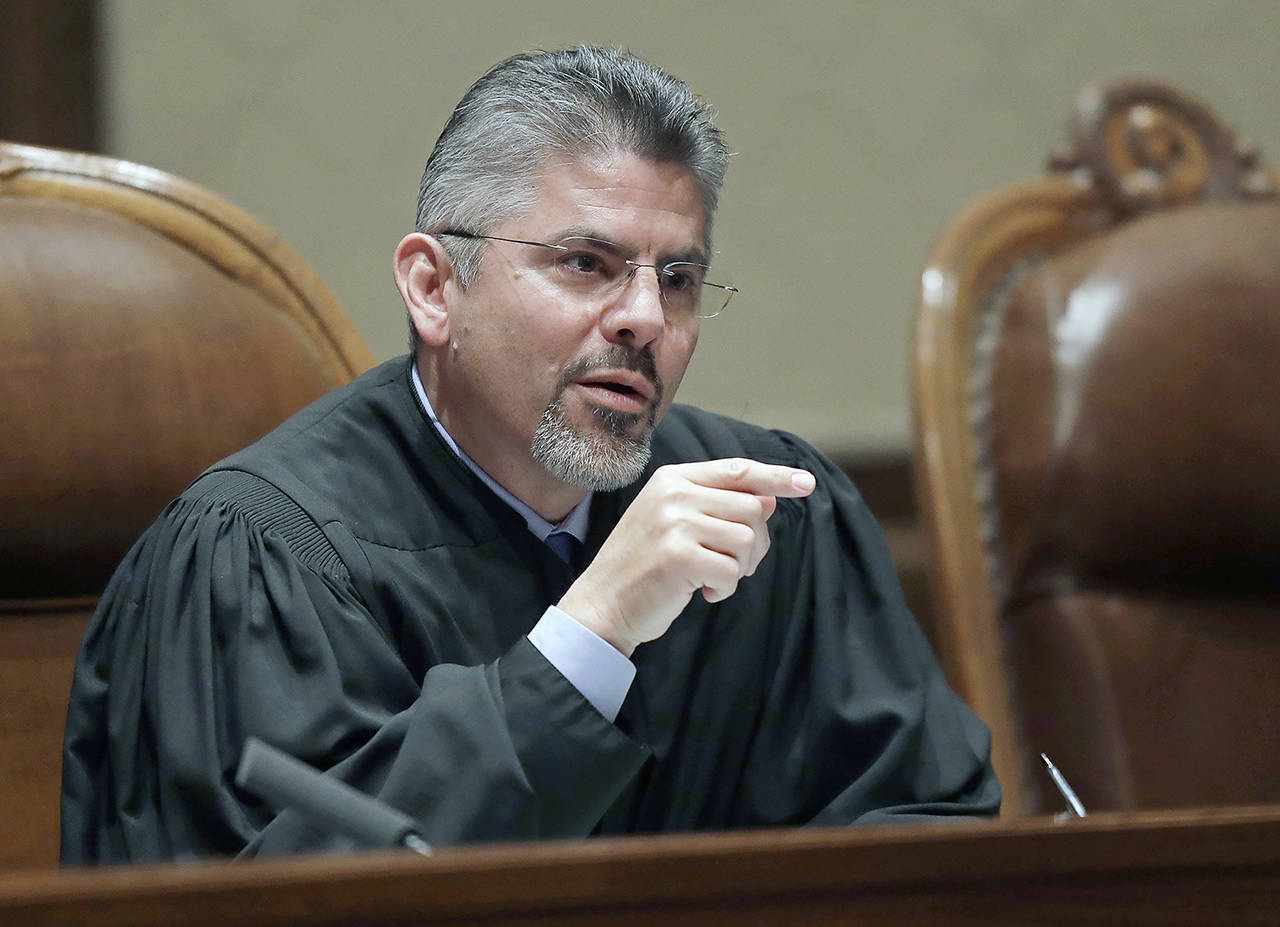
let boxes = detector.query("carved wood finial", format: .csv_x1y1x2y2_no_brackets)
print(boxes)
1049,79,1275,214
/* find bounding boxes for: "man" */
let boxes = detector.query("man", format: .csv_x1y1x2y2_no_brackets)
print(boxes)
61,46,998,863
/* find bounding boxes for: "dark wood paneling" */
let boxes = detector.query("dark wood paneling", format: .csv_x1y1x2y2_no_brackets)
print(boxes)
0,0,100,150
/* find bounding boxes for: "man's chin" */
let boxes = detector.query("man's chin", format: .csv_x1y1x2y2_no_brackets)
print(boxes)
532,399,655,492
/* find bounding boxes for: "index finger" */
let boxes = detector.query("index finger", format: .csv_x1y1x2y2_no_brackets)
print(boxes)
681,457,816,498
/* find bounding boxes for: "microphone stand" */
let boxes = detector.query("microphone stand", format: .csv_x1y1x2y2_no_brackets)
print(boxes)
235,736,432,856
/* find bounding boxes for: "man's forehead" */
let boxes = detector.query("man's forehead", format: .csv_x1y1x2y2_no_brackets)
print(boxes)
520,153,708,257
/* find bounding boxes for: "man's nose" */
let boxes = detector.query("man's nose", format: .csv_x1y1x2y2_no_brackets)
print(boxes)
602,267,665,347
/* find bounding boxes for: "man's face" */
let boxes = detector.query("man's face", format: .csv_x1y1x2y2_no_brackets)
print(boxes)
436,152,706,504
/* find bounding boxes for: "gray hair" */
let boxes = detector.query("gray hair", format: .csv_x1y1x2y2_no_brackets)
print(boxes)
413,46,729,328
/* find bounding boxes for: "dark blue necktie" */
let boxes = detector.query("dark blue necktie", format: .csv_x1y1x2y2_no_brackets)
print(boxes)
546,530,578,565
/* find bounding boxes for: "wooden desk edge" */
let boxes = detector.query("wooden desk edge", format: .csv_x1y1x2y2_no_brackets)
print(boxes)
4,806,1280,926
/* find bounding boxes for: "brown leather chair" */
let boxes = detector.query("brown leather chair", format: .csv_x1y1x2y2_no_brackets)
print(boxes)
912,81,1280,818
0,141,375,868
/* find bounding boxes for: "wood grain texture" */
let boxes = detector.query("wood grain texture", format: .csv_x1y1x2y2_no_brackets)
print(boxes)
4,806,1280,926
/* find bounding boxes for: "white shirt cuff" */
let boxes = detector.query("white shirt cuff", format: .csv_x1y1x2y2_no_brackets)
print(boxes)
527,606,636,723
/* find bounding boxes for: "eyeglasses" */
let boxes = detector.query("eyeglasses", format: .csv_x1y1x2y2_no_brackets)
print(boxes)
438,230,738,319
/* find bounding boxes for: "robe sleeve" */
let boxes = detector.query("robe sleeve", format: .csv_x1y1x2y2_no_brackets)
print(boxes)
731,432,1001,827
60,476,649,863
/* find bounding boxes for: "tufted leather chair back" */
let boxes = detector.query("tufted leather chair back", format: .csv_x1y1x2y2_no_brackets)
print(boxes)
913,82,1280,817
0,141,375,868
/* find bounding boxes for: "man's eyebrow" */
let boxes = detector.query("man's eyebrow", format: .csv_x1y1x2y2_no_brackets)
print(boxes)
553,227,627,255
664,245,710,266
553,226,709,265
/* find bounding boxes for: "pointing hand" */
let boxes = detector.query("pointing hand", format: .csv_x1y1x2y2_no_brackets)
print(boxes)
557,457,815,656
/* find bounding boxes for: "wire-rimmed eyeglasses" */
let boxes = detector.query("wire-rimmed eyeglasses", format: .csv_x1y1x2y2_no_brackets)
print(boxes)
437,230,738,319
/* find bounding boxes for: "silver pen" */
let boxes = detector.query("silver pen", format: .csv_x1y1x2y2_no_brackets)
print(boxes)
1041,753,1087,818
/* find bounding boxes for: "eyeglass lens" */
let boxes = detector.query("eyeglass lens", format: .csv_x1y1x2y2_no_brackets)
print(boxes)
548,238,734,319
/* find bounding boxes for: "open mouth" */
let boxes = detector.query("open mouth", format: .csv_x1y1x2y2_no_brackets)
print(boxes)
592,381,640,397
572,375,654,413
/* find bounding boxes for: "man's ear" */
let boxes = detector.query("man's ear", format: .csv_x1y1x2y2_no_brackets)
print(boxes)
393,232,454,347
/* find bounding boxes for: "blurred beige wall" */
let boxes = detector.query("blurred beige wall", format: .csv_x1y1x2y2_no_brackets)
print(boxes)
102,0,1280,456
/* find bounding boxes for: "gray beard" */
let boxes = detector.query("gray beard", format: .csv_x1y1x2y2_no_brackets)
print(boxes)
531,394,654,491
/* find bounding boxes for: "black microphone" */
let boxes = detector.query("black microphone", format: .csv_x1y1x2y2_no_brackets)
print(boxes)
235,736,432,856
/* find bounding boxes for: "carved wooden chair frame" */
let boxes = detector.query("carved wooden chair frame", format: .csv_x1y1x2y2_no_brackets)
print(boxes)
0,140,375,867
0,140,374,382
910,80,1279,816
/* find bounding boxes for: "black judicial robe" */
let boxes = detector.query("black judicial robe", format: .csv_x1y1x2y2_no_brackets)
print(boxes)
60,357,999,862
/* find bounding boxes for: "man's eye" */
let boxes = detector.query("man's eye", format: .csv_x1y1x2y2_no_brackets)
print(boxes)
560,251,607,275
662,270,694,292
661,264,705,292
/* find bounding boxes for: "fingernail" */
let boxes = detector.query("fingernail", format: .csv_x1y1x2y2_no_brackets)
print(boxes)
792,472,815,492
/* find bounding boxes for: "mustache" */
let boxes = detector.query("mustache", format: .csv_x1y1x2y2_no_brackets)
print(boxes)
555,345,663,406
